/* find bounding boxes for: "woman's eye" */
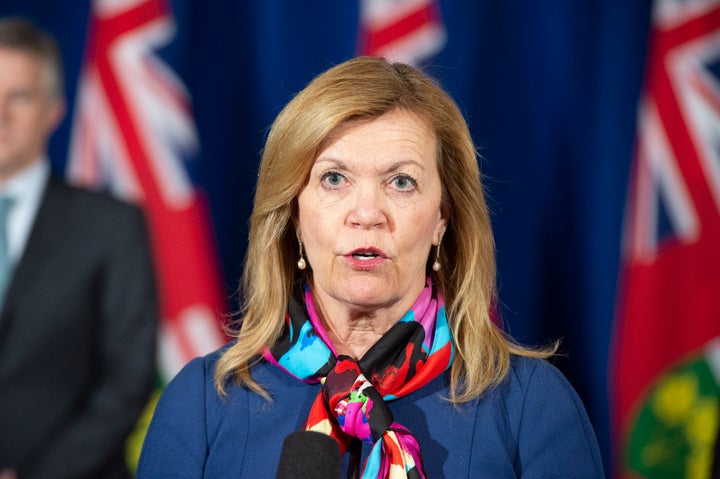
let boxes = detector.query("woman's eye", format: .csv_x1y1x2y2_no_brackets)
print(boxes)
391,175,417,191
321,171,345,188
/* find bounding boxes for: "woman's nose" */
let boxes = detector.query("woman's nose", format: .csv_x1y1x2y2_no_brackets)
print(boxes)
346,184,387,229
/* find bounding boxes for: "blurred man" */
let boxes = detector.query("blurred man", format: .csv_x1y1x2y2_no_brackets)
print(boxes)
0,17,157,478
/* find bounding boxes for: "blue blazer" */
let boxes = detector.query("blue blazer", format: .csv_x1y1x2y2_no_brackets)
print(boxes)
138,349,604,478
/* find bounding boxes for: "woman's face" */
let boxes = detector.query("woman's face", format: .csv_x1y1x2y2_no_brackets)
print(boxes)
297,109,447,318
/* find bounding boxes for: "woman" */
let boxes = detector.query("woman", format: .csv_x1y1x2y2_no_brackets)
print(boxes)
137,56,604,478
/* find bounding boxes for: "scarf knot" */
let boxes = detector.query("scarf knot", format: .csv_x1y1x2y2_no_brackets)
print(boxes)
323,356,393,443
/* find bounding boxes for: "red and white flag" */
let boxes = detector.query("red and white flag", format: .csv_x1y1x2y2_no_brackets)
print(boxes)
357,0,446,65
67,0,227,382
613,0,720,477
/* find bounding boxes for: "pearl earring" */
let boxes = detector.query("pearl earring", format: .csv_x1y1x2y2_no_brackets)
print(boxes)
432,243,441,272
297,240,307,270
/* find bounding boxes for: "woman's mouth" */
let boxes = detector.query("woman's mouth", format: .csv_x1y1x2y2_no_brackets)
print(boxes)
353,252,379,260
345,248,385,270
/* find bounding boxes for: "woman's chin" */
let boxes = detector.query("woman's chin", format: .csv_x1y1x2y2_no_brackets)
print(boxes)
331,279,408,313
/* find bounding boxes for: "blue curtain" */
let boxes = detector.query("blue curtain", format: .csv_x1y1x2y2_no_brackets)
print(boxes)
0,1,656,474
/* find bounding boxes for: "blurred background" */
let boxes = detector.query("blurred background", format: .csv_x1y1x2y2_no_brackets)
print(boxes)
4,1,720,478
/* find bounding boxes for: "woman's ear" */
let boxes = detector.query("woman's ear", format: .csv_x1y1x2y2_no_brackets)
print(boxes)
292,214,300,240
433,216,448,246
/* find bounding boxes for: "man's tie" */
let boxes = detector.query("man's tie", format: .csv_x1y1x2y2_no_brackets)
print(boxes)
0,196,14,310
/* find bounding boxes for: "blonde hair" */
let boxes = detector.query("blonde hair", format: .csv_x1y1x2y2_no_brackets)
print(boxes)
215,56,554,401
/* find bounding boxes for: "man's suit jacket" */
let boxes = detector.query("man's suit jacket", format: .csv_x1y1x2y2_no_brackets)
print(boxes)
0,177,158,478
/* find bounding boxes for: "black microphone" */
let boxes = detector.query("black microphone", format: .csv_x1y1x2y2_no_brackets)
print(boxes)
275,430,341,479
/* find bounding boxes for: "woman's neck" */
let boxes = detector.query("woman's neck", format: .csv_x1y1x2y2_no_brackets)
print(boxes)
323,313,389,359
309,281,426,359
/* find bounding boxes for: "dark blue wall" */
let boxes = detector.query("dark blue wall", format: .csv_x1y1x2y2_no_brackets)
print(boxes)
0,2,655,474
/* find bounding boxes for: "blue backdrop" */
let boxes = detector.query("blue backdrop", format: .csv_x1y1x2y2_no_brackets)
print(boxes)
0,1,655,474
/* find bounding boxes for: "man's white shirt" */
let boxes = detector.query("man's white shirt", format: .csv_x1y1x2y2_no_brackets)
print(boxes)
0,159,50,268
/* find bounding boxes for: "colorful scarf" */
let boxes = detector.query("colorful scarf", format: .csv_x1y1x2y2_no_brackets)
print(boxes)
264,278,454,479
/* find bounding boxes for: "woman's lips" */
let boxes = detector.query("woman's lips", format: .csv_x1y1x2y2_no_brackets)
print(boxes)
344,248,386,270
